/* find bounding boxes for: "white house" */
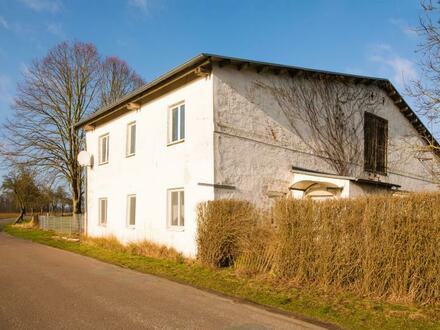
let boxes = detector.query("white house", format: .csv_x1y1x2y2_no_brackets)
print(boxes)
76,54,440,256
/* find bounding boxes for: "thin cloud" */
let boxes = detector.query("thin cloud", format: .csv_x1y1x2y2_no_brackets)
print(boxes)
19,0,62,13
367,43,392,53
0,16,9,30
367,43,417,86
127,0,163,16
389,18,418,38
47,22,65,38
128,0,148,10
386,57,417,85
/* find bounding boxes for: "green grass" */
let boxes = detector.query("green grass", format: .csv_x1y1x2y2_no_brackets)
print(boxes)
4,224,440,330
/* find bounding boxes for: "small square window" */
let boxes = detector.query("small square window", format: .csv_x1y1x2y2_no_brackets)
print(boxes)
168,189,184,228
168,103,185,144
127,195,136,227
99,198,107,225
126,122,136,156
99,134,109,164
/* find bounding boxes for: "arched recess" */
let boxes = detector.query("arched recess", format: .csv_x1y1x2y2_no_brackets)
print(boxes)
290,180,342,200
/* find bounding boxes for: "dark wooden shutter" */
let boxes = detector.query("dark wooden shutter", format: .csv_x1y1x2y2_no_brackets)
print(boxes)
376,118,388,173
364,112,388,174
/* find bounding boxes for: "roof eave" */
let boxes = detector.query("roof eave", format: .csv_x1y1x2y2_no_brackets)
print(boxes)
75,53,209,129
74,53,440,152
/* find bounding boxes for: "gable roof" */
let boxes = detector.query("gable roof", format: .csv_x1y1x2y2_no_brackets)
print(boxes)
75,53,438,149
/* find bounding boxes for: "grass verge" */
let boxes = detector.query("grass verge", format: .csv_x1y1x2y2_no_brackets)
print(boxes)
4,224,440,330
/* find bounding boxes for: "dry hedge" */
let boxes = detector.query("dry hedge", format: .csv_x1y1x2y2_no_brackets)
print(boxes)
196,199,257,267
196,193,440,304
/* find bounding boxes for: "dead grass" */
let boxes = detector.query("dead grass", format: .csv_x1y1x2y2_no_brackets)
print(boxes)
12,217,39,229
126,240,185,263
82,235,185,263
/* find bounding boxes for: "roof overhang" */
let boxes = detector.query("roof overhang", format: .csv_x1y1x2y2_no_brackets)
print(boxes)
75,53,440,153
75,54,212,129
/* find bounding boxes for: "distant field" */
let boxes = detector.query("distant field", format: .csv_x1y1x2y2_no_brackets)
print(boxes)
0,213,18,220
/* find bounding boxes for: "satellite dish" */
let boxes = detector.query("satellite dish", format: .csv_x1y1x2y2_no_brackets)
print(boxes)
77,151,92,167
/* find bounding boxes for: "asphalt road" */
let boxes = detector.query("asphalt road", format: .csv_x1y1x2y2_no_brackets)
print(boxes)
0,225,328,330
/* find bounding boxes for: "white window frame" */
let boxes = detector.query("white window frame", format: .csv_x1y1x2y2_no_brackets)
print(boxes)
98,134,109,165
167,188,184,230
98,198,107,226
126,122,136,157
126,194,136,228
168,102,185,145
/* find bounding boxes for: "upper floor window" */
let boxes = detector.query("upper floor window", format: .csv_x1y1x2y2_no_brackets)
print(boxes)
127,194,136,227
126,122,136,156
168,188,184,228
169,103,185,144
99,198,107,225
99,134,109,165
364,112,388,174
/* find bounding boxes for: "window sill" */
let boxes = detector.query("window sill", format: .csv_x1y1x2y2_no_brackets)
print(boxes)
126,153,135,158
167,226,185,232
364,170,388,177
167,139,185,147
98,161,109,166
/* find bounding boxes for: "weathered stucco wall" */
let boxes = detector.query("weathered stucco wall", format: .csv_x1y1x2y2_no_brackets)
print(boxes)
212,64,439,206
85,75,214,257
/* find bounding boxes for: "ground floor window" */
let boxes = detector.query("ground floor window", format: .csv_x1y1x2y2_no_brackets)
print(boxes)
127,194,136,227
168,188,184,228
99,198,107,225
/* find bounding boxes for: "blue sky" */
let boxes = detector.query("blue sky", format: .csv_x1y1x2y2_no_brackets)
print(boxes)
0,0,425,126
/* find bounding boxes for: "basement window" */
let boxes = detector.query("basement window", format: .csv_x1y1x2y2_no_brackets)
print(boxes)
99,198,107,225
168,103,185,144
99,134,109,164
364,112,388,174
168,189,184,228
127,195,136,227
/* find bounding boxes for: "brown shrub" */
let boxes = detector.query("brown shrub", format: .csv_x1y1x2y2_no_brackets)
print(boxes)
271,193,440,304
196,199,257,267
197,193,440,304
234,222,277,276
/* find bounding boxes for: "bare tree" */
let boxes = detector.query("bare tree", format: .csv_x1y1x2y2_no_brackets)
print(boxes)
1,42,101,215
100,56,145,107
406,0,440,151
0,41,144,215
2,166,41,223
258,74,381,176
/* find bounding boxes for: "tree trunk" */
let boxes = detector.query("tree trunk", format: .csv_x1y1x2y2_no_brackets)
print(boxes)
72,181,82,215
14,207,25,224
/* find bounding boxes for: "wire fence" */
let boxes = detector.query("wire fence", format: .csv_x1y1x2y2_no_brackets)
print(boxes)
39,214,85,234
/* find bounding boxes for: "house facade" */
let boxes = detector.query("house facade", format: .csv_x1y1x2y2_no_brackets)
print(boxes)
76,54,440,256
